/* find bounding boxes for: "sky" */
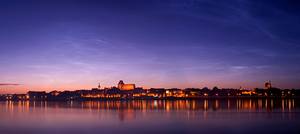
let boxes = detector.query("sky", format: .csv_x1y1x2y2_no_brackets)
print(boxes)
0,0,300,93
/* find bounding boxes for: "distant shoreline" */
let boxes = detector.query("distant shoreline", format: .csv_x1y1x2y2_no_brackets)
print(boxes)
1,96,300,102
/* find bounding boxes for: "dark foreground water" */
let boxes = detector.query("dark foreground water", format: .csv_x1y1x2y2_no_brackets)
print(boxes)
0,99,299,134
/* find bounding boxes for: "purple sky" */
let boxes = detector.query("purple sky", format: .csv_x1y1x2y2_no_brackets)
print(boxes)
0,0,300,93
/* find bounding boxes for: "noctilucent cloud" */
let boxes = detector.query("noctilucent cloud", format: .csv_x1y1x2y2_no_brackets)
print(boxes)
0,0,299,93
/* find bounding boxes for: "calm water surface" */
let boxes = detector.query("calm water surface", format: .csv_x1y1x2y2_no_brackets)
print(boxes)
0,99,299,134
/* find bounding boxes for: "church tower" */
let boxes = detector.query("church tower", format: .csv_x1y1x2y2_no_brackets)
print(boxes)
118,80,124,89
265,81,272,89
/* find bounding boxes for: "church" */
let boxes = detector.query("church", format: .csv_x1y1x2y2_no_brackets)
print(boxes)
118,80,136,90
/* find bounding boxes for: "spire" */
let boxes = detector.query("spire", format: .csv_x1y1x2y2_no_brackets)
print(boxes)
98,83,101,89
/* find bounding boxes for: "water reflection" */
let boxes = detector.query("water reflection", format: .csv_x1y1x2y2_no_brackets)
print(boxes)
2,99,299,112
1,99,299,121
0,99,299,134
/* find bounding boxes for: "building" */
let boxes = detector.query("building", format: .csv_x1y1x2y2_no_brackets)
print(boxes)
27,91,47,100
265,81,272,89
165,88,184,97
118,80,136,90
147,88,166,98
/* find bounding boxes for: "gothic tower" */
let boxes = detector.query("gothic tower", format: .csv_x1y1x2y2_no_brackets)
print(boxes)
118,80,124,89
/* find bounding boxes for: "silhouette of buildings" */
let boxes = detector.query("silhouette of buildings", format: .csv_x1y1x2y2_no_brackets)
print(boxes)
0,80,299,101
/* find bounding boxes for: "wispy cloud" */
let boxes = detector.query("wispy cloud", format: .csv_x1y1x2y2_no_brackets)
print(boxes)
0,83,21,86
231,66,249,70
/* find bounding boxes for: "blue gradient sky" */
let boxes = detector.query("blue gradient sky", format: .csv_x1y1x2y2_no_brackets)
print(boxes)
0,0,300,93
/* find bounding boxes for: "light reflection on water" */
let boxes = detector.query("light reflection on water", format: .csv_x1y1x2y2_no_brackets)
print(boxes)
0,99,299,134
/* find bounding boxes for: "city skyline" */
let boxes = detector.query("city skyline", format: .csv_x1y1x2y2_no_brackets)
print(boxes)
0,79,297,94
1,0,300,93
